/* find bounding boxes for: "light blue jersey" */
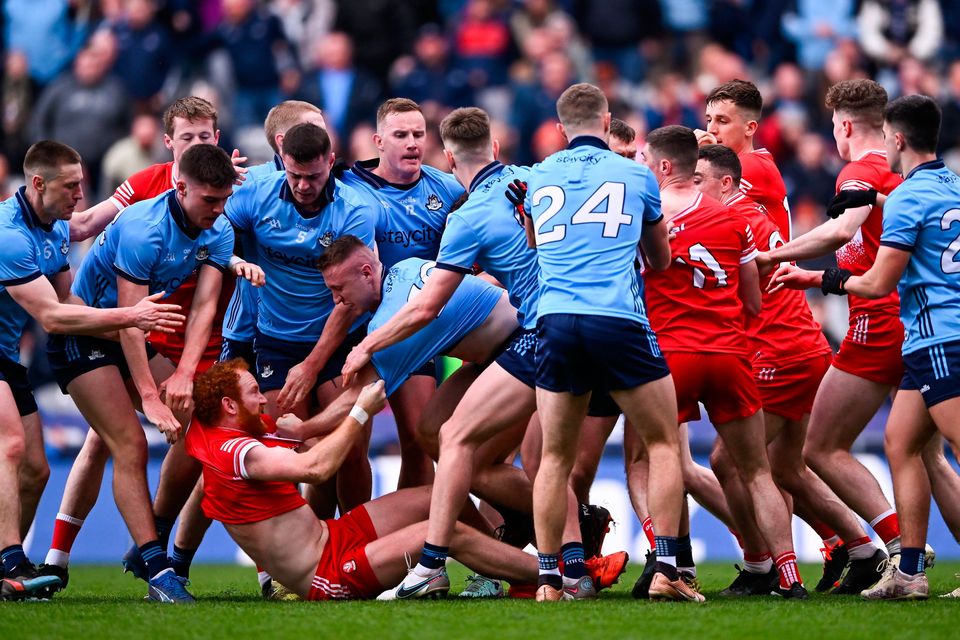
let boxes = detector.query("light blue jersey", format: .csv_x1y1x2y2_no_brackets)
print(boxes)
73,190,233,309
225,172,375,342
222,156,284,342
524,136,662,324
0,188,71,362
370,257,504,395
880,160,960,354
341,159,465,269
435,161,541,329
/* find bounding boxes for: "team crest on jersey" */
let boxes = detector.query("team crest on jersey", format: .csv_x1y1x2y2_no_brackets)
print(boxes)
425,194,443,211
260,365,274,379
88,350,104,361
318,231,335,248
196,246,210,262
342,560,357,573
60,239,69,255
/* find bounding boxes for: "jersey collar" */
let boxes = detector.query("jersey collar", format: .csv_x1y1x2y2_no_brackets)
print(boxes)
567,135,610,151
15,186,54,232
278,175,336,219
273,153,285,171
469,161,503,193
351,158,422,191
905,159,945,180
166,189,202,239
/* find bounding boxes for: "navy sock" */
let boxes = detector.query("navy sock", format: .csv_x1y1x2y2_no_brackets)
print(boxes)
154,516,176,551
655,535,678,568
1,545,27,573
171,545,197,578
419,542,448,570
139,540,170,579
677,534,694,568
899,547,925,576
561,542,586,579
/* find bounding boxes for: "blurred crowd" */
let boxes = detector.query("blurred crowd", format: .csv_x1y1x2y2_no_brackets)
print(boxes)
3,0,960,354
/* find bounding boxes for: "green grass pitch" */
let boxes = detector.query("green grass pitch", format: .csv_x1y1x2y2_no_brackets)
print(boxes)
2,562,959,639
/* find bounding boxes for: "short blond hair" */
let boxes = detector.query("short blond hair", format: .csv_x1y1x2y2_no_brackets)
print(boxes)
162,96,217,137
556,83,608,130
376,98,422,129
439,107,491,161
264,100,323,153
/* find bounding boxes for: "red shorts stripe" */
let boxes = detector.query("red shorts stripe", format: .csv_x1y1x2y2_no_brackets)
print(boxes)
664,352,762,425
833,311,904,386
306,506,382,601
754,352,832,421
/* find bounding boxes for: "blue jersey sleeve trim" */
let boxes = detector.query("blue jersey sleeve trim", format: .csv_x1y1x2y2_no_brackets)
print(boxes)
435,262,472,274
643,213,664,226
0,271,43,287
58,264,70,273
880,240,914,252
112,264,151,286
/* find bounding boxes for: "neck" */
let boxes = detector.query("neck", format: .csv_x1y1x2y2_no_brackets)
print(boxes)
174,191,202,232
566,128,606,143
25,188,55,225
720,189,740,205
847,132,885,161
372,160,420,185
658,177,700,217
456,158,495,190
901,150,938,177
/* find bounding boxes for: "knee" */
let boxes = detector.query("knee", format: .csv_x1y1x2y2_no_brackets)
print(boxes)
20,455,50,492
112,436,148,470
771,464,801,493
0,429,26,467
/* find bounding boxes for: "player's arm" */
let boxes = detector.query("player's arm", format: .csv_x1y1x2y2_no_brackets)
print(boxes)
738,259,762,316
117,277,183,442
276,301,363,412
244,380,386,484
763,203,872,265
69,199,121,242
278,363,381,441
162,263,223,414
342,268,464,383
830,247,910,299
640,217,671,271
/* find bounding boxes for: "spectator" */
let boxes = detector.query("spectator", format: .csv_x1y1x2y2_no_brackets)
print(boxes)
531,119,566,161
4,0,92,86
781,0,857,72
940,60,960,157
333,0,417,85
781,132,837,225
110,0,175,110
100,113,161,198
298,32,382,142
2,51,33,169
452,0,516,89
572,0,662,84
510,0,592,81
392,24,474,111
643,72,701,131
511,50,575,164
858,0,943,69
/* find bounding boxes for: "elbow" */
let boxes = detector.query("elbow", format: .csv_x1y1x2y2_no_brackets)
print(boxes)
649,254,671,272
306,462,336,485
37,314,64,335
744,299,762,317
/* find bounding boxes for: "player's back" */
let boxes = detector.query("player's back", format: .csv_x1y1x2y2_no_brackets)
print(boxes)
739,148,791,241
728,193,830,363
835,150,903,315
645,192,755,354
526,137,661,325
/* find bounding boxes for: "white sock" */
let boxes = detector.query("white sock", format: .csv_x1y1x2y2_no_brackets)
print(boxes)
257,571,272,588
44,549,69,568
848,541,879,561
744,557,773,574
679,566,697,577
412,563,440,578
886,537,902,555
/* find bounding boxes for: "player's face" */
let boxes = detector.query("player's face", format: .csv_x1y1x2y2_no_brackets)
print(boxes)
609,136,637,160
323,261,378,312
705,100,753,153
640,143,665,185
166,117,219,165
693,159,724,200
882,121,902,174
234,370,268,435
376,110,426,177
42,163,84,220
178,178,232,229
283,153,335,208
831,111,852,161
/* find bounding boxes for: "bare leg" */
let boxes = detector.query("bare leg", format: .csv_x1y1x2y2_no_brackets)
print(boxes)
18,412,49,538
388,375,436,488
885,390,936,550
678,423,734,528
151,439,201,522
623,423,650,522
921,434,960,541
172,479,211,551
570,416,618,503
0,385,26,550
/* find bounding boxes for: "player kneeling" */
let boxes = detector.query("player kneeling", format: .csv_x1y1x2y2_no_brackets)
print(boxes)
186,359,544,600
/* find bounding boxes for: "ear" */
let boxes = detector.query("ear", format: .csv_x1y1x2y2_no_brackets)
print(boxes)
492,139,501,160
221,396,237,417
176,179,187,197
328,152,336,169
721,174,734,192
602,111,611,135
373,131,383,151
163,134,174,151
659,158,671,176
274,133,285,153
842,119,854,138
556,121,567,142
744,119,759,138
213,129,221,144
443,148,456,172
31,174,45,193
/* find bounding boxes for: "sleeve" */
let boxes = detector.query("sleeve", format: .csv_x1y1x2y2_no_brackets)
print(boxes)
880,190,920,252
641,168,664,224
231,438,264,480
113,223,161,285
436,213,481,274
204,222,235,271
341,202,376,247
740,221,759,264
836,162,877,193
224,182,255,231
0,230,42,286
109,166,154,210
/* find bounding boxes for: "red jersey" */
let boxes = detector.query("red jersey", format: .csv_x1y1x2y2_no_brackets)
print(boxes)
834,150,903,317
727,193,831,365
645,193,757,355
185,422,305,525
111,162,233,367
739,148,792,241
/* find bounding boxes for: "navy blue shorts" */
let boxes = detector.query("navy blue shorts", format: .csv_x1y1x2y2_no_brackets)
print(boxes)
47,334,158,394
900,340,960,408
535,314,670,397
254,325,367,393
498,327,619,417
0,356,38,416
220,338,257,372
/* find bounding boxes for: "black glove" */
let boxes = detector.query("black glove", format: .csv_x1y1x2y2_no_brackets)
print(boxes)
826,189,877,219
821,267,852,295
505,179,528,214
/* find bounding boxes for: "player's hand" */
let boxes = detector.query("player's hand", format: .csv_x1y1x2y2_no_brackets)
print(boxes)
143,396,182,444
826,189,877,219
694,129,717,146
130,292,185,334
754,252,776,277
767,264,822,294
356,379,387,416
234,261,265,287
275,413,304,439
277,361,318,414
231,148,249,184
342,342,373,386
160,369,194,414
505,179,528,217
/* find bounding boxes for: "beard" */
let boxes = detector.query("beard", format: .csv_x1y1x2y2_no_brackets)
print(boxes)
237,403,268,436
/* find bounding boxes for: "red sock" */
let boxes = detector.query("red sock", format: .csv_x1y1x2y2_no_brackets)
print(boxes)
870,510,900,544
810,521,837,541
641,516,656,549
50,513,84,553
775,551,801,589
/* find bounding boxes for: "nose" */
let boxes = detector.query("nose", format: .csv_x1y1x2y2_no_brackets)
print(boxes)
707,121,719,134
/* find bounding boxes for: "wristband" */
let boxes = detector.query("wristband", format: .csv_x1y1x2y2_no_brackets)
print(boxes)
228,255,246,269
820,267,852,295
349,405,369,425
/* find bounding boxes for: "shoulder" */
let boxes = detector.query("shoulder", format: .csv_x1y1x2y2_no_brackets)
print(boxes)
837,159,882,190
422,165,464,193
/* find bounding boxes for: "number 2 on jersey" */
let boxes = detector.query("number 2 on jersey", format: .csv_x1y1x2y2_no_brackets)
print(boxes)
531,182,632,245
